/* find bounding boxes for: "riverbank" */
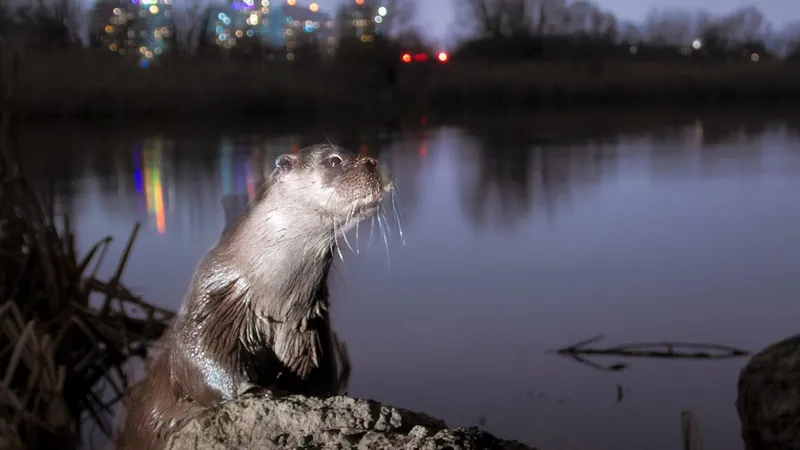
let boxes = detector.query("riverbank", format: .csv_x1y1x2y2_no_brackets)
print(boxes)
8,51,800,119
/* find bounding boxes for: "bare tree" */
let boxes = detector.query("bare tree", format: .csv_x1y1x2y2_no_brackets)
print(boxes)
169,0,206,56
773,20,800,57
380,0,417,37
458,0,503,38
10,0,84,49
456,0,527,38
715,6,766,44
617,21,643,44
643,7,693,46
538,0,570,34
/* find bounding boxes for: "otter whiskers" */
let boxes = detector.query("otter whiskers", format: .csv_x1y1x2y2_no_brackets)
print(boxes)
390,188,406,247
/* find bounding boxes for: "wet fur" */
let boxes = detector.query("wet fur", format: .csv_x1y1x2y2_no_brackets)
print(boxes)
119,144,389,450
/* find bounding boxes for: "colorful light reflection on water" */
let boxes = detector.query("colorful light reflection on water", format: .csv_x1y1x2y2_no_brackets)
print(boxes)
139,138,166,234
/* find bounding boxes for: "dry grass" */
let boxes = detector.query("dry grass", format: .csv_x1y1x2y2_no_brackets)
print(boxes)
0,49,174,449
8,51,800,119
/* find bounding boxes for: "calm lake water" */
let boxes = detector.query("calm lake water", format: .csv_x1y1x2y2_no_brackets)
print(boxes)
19,110,800,450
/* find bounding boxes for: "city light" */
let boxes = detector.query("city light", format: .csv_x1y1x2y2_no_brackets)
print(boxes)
437,52,448,62
149,5,159,14
196,0,344,60
378,6,386,16
355,0,364,4
142,140,166,234
401,53,411,63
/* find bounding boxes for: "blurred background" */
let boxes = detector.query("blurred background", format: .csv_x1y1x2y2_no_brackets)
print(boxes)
2,0,800,449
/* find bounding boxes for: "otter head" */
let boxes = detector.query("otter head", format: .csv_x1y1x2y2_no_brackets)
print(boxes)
267,144,393,232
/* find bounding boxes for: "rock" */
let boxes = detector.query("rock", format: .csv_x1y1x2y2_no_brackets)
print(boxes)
736,333,800,450
166,394,536,450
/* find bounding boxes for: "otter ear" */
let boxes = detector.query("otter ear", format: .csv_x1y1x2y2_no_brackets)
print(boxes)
275,154,297,171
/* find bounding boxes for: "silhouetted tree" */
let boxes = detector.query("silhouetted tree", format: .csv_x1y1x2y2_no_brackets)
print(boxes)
380,0,417,37
169,0,205,56
195,6,220,59
9,0,83,49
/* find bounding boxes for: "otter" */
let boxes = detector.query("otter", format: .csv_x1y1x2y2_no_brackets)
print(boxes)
119,144,393,450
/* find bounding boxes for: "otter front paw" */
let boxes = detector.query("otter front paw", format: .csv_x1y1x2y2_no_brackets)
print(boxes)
236,381,263,397
236,374,283,398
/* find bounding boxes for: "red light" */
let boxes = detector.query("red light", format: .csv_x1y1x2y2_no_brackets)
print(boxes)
437,52,448,62
414,53,427,62
401,53,411,63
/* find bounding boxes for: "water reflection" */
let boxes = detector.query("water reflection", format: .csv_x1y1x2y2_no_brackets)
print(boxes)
15,110,800,450
21,122,430,240
460,120,622,229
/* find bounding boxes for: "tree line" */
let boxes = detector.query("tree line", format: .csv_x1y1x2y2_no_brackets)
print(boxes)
456,0,800,61
0,0,799,63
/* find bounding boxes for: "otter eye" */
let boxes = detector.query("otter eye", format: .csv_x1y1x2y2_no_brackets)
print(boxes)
325,155,343,168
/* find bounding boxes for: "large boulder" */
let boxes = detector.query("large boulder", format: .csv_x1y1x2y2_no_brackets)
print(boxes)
166,394,535,450
737,333,800,450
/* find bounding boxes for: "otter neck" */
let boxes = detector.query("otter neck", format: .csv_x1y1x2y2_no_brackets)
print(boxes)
233,199,335,320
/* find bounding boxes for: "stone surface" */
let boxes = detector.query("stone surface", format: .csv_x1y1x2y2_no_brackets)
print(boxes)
737,333,800,450
167,394,536,450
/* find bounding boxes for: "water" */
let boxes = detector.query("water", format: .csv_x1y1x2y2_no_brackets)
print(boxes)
18,111,800,450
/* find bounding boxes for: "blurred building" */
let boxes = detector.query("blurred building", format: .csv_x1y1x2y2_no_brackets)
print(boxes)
89,0,173,63
336,0,389,43
204,0,336,59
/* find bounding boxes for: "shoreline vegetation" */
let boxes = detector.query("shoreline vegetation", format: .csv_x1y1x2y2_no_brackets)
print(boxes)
8,50,800,119
0,49,173,449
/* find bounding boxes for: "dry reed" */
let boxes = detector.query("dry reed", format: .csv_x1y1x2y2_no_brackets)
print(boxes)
0,49,174,449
